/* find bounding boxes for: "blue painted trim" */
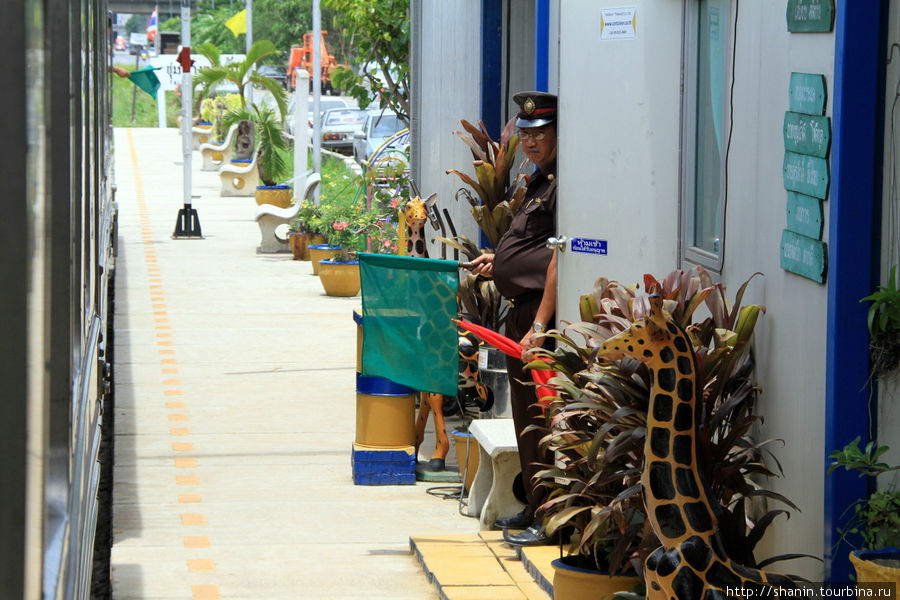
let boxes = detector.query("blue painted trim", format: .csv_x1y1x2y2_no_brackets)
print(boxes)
534,0,550,91
481,0,502,139
825,0,887,582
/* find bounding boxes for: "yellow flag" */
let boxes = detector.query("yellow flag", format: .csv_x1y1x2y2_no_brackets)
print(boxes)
225,9,247,37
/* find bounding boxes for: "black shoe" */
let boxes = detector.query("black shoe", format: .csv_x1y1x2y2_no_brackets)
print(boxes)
503,525,556,546
415,458,446,474
494,510,531,530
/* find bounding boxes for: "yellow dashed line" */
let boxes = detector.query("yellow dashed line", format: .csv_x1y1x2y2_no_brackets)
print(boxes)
178,494,203,503
192,584,220,599
187,559,216,572
170,428,191,436
172,442,194,451
181,514,207,526
184,536,211,548
166,401,186,409
164,389,183,396
168,413,189,422
176,458,198,468
176,475,200,486
163,379,182,385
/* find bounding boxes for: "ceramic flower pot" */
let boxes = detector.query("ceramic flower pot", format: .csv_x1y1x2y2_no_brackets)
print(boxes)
287,232,311,260
850,548,900,584
307,245,340,275
317,259,360,297
355,374,416,447
551,556,641,600
255,184,293,208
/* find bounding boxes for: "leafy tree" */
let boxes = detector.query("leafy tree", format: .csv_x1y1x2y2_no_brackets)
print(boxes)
194,39,288,118
323,0,410,123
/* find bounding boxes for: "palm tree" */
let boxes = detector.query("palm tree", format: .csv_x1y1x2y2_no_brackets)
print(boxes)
194,39,288,121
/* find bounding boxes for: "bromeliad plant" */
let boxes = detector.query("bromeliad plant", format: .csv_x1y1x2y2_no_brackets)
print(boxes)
528,267,804,578
445,117,528,249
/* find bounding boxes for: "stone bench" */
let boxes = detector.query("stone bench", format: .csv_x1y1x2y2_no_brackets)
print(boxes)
254,173,322,254
190,123,214,150
199,123,238,171
467,418,525,531
218,156,259,197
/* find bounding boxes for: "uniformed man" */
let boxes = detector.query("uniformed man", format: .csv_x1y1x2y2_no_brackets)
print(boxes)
468,91,558,545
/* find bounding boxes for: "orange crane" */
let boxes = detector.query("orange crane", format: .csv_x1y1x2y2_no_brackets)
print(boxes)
287,31,342,94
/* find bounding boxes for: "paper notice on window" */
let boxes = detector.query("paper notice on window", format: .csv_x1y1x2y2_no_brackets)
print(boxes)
600,6,637,41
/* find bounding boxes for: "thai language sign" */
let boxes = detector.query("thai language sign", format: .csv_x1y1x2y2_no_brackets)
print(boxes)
571,238,608,256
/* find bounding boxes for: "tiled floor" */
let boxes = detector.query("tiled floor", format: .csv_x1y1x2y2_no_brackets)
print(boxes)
410,531,557,600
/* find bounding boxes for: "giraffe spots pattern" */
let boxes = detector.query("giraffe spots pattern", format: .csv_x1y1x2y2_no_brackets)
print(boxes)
655,504,687,538
649,461,676,500
674,403,693,431
684,501,714,532
675,467,701,498
673,434,693,465
650,427,671,458
658,368,677,392
672,566,704,600
653,394,673,421
681,535,712,571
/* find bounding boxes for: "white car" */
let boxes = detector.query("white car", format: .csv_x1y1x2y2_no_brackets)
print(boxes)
284,96,357,136
353,110,406,165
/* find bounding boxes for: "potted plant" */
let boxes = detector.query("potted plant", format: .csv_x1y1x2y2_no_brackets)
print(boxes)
225,103,293,208
287,200,325,261
828,437,900,583
530,267,807,596
860,264,900,378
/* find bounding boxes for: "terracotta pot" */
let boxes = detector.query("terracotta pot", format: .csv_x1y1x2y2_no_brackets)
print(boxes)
452,430,479,492
317,259,360,297
551,556,641,600
288,232,311,261
255,185,293,208
307,245,340,275
850,548,900,584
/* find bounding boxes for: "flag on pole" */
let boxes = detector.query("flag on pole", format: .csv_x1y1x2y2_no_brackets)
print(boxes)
225,9,248,37
146,6,158,41
128,66,162,99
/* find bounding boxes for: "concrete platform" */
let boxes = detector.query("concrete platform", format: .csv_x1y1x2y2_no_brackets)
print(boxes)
110,127,525,599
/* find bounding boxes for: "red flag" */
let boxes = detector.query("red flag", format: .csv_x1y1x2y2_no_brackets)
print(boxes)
453,319,556,402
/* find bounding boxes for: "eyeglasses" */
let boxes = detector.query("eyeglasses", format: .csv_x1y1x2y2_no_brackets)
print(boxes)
518,128,550,141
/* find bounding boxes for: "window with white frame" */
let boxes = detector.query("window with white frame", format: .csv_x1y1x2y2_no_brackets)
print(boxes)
682,0,730,270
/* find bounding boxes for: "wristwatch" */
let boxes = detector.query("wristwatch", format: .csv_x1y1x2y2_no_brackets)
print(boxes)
532,322,545,333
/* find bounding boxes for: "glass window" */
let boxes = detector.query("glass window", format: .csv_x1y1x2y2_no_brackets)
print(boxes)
682,0,729,269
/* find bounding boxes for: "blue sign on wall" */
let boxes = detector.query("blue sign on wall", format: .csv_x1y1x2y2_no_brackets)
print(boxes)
571,238,608,255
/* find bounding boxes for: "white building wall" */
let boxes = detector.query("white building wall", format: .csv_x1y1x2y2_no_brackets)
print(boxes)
413,0,484,256
556,0,831,579
722,1,831,579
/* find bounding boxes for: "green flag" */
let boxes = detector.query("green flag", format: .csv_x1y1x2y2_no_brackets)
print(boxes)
129,66,161,99
359,253,459,396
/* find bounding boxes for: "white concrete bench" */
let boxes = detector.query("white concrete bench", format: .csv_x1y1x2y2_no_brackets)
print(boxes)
467,418,525,531
218,156,259,197
190,123,215,150
199,123,239,171
254,174,322,254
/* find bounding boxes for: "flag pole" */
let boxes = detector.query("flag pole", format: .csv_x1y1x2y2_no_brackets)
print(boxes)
173,0,202,238
245,0,253,106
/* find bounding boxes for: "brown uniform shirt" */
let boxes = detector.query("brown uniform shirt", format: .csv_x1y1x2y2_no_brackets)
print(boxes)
492,162,557,300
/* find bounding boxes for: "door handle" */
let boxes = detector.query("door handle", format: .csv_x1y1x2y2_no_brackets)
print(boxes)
546,236,567,251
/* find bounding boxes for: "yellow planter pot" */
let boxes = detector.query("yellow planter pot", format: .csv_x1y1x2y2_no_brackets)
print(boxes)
355,376,416,447
850,549,900,584
317,260,360,297
307,245,340,275
551,557,641,600
255,185,293,208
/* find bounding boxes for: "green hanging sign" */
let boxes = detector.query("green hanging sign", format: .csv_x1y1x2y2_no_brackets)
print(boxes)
789,73,827,115
781,230,827,283
786,192,823,239
783,112,831,158
787,0,834,33
783,151,829,199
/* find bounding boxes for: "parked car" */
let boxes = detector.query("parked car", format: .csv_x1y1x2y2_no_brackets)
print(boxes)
353,110,406,165
284,96,357,136
318,108,368,154
257,64,287,89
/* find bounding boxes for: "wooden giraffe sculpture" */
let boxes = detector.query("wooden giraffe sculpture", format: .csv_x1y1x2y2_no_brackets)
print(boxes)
596,294,796,599
403,195,451,472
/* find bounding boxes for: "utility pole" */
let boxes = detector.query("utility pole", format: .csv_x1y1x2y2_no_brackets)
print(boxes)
173,0,202,238
245,0,253,105
312,0,322,187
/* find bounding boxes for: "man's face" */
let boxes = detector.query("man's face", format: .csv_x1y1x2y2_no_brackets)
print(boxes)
518,124,557,171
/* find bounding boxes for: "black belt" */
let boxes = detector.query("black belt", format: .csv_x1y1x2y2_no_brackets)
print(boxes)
506,290,543,308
